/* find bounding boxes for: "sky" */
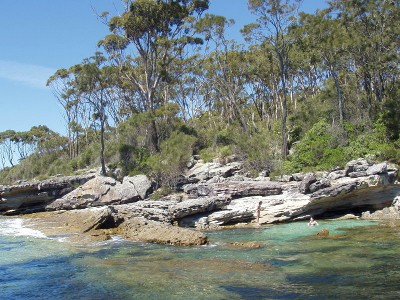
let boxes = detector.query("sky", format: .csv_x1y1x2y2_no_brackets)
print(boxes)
0,0,327,136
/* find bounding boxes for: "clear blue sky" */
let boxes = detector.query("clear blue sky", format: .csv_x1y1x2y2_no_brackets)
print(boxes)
0,0,327,136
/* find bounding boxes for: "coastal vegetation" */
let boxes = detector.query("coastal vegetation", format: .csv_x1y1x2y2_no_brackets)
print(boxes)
0,0,399,186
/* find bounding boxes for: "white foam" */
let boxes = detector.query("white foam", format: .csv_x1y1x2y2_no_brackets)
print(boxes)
0,218,47,239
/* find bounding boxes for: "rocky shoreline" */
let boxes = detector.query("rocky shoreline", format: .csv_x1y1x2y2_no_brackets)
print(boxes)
1,157,400,246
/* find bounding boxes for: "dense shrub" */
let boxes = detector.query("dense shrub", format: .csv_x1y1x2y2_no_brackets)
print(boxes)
146,131,197,188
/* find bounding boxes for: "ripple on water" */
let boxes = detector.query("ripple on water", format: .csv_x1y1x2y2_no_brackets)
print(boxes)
0,218,399,299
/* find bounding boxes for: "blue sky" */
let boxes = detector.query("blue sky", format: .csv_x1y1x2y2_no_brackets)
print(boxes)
0,0,327,136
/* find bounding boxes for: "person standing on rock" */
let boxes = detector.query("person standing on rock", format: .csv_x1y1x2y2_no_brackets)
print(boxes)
256,201,262,224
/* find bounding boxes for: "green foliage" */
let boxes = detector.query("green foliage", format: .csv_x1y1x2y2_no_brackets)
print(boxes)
285,120,348,172
146,131,197,187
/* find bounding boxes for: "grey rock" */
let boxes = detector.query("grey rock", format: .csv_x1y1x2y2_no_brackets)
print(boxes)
80,206,114,233
169,196,231,220
0,173,95,214
276,175,293,182
113,201,175,224
327,170,346,180
118,217,208,246
309,179,331,193
299,173,317,194
366,162,387,175
361,206,400,220
46,175,153,211
184,181,282,198
122,175,153,200
208,209,255,225
345,158,372,175
186,161,242,181
348,171,367,178
292,173,306,181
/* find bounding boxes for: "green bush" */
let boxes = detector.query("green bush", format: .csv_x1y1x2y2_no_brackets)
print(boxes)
146,131,197,188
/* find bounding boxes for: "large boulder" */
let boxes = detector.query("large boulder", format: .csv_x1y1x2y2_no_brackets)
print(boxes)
80,206,115,233
46,175,153,211
366,162,387,176
299,173,317,194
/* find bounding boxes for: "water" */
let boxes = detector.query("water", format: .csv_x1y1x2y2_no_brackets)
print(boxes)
1,217,400,299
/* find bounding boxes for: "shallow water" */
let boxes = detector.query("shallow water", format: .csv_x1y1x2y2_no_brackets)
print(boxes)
1,217,399,299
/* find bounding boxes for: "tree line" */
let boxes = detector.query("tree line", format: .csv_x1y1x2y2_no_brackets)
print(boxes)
1,0,399,185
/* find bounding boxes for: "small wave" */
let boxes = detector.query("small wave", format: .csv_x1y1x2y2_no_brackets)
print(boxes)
0,218,47,239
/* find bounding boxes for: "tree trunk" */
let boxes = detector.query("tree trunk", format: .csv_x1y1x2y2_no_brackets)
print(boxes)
100,116,107,176
277,53,288,159
331,68,343,123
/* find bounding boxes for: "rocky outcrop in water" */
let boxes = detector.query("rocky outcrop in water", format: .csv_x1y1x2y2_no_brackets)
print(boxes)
175,159,399,227
8,157,400,246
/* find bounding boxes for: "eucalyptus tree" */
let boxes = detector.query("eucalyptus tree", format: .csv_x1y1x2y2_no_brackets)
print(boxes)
47,69,82,158
69,52,115,175
98,0,209,152
195,14,249,132
295,10,348,123
245,43,281,129
0,130,16,167
329,0,400,120
242,0,301,158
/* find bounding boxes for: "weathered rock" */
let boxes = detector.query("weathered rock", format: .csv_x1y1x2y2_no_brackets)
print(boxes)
345,158,372,175
349,171,367,178
366,162,387,175
292,173,306,182
0,174,95,214
309,179,331,193
46,175,153,211
118,217,208,246
327,170,346,180
203,192,310,225
185,181,282,198
361,206,400,220
121,175,153,200
299,173,317,194
300,174,400,217
275,175,293,182
80,206,114,233
186,161,242,182
113,201,175,224
207,208,255,225
169,196,231,220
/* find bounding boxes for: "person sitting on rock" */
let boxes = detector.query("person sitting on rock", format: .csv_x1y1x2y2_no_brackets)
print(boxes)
308,217,319,226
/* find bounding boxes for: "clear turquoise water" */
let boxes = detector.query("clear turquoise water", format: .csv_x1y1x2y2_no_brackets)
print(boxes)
1,217,400,299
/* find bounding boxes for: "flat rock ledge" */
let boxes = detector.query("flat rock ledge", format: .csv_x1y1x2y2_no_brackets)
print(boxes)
5,158,400,246
0,173,95,214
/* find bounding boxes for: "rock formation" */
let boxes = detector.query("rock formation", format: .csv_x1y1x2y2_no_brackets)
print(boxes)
46,174,153,211
3,157,400,246
0,173,95,214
